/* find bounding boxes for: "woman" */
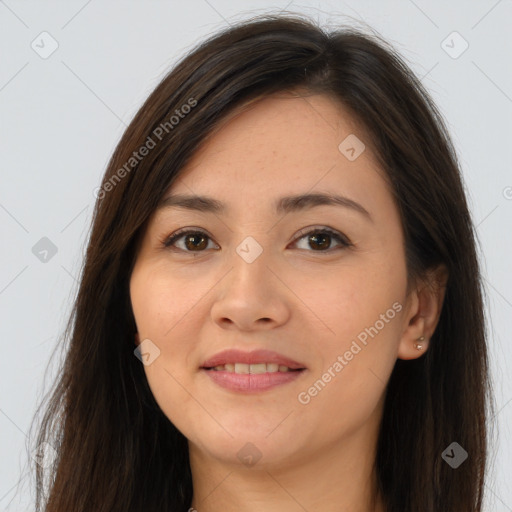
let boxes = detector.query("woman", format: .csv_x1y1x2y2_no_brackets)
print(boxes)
30,13,494,512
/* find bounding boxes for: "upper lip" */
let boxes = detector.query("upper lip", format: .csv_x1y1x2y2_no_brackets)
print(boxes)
201,349,306,370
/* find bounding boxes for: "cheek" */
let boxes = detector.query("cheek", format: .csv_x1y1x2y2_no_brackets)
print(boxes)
130,263,204,341
130,266,195,397
130,267,204,429
291,254,405,419
292,258,405,347
295,285,403,436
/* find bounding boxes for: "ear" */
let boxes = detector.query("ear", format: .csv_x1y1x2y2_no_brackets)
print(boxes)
134,332,140,346
398,264,449,360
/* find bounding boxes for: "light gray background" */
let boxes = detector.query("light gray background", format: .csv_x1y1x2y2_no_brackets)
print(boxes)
0,1,511,510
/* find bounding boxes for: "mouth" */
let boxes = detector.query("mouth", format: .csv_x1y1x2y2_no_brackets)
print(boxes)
201,348,306,371
202,363,305,374
199,349,307,392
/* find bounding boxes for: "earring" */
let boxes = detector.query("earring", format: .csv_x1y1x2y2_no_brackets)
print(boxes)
414,336,425,350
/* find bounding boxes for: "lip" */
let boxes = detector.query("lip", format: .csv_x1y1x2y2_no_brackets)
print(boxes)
202,368,305,392
201,349,306,370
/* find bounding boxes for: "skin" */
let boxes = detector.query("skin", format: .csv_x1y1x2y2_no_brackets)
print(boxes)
129,91,448,512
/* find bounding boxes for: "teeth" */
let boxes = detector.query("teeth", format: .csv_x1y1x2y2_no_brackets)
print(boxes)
209,363,296,373
250,363,267,374
234,363,249,374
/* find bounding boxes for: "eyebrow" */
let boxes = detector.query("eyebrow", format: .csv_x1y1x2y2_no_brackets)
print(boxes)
156,192,373,221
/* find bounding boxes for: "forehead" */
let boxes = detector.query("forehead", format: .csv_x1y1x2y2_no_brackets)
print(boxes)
165,92,391,212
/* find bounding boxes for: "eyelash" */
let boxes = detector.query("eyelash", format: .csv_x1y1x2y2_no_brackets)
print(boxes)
161,226,353,254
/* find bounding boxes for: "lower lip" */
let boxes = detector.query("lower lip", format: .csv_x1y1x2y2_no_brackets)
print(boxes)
201,368,305,392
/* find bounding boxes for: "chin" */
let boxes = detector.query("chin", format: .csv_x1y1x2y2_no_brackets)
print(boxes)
188,423,305,469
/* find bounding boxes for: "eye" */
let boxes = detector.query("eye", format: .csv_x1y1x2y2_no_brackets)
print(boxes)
291,226,352,252
161,226,352,253
162,228,218,252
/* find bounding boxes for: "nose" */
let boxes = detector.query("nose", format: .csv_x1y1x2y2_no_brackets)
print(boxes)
210,245,291,332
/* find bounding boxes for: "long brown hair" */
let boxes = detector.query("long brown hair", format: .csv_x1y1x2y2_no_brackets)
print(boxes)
27,13,494,511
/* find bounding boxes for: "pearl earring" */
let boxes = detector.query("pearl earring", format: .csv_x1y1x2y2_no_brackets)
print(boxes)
414,336,425,350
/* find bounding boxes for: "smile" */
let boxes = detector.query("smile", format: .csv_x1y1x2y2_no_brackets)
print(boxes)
205,363,301,373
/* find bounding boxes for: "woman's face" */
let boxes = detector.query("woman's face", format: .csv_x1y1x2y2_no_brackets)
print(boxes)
130,92,414,469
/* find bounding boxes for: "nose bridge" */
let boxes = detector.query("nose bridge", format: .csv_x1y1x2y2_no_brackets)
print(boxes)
227,234,273,293
210,233,290,329
235,234,266,266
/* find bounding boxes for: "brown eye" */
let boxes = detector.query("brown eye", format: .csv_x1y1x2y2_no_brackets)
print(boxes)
163,226,351,254
183,233,208,251
308,233,331,250
293,227,352,252
163,230,217,252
